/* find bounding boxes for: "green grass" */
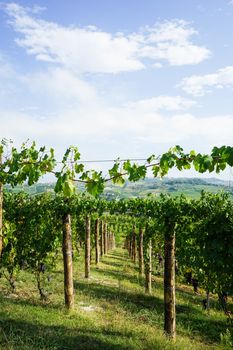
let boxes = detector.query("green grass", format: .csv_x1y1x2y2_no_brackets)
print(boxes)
0,248,232,349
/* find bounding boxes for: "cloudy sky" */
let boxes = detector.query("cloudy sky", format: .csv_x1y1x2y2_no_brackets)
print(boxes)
1,0,233,178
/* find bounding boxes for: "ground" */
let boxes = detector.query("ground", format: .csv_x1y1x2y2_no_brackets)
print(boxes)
0,248,232,349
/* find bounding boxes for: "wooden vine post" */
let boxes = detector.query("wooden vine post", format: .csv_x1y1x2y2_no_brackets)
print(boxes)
164,225,176,340
104,222,108,254
62,212,74,309
132,225,137,263
100,220,104,257
95,218,100,265
112,233,114,250
125,237,130,255
112,233,116,249
145,238,152,294
109,231,113,250
107,231,110,251
110,232,113,250
138,227,144,276
85,216,91,278
108,231,111,251
129,234,132,258
130,232,133,260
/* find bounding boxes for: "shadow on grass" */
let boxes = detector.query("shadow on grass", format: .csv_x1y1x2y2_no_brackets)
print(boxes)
75,278,227,345
107,250,129,257
175,289,228,342
177,311,227,344
176,285,203,298
100,260,128,269
176,286,225,311
96,265,145,287
0,317,142,350
97,254,144,287
88,247,231,348
170,292,227,343
74,279,164,315
0,291,64,311
1,247,228,348
104,253,129,262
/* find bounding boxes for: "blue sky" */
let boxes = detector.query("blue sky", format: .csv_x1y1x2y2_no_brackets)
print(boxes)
1,1,233,179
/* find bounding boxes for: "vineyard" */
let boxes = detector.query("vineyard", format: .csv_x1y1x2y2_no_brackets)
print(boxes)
0,141,233,349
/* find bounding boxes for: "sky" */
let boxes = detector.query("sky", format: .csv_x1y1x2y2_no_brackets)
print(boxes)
1,0,233,179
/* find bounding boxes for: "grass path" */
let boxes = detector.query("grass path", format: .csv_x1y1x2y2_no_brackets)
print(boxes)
0,248,231,349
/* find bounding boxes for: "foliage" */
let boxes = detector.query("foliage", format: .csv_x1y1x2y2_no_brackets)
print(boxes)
2,140,233,198
220,329,233,348
1,192,61,296
0,139,56,186
177,192,233,294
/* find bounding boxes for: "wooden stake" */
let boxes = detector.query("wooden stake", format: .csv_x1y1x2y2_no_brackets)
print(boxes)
62,213,74,309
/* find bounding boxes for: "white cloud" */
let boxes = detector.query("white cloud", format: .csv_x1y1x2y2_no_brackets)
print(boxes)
152,62,163,69
135,20,211,66
126,95,195,112
135,114,233,145
1,101,233,150
179,66,233,96
0,53,17,99
21,67,97,104
4,4,210,72
0,52,13,78
5,3,144,74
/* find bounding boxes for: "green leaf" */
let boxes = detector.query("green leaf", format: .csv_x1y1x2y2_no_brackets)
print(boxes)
73,147,81,161
190,150,196,157
109,162,120,178
86,179,104,197
113,176,125,186
183,163,191,170
75,163,84,174
63,180,75,197
123,160,131,172
54,176,63,193
152,165,159,177
147,155,155,164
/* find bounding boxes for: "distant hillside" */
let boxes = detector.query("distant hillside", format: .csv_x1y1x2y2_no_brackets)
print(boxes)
5,177,233,199
102,177,233,199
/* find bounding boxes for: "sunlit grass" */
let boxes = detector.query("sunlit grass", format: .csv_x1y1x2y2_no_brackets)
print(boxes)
0,248,231,349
